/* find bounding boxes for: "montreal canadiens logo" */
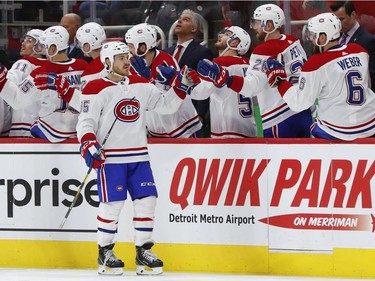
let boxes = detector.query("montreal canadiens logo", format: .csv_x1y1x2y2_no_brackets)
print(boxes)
114,98,140,122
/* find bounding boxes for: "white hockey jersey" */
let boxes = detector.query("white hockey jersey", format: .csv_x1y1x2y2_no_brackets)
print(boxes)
230,34,307,129
130,50,201,138
77,75,186,164
1,58,88,142
191,55,257,138
0,98,11,136
279,43,375,140
6,56,47,137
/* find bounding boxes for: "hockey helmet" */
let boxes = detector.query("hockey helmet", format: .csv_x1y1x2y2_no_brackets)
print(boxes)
23,29,44,55
100,41,129,71
124,23,157,56
75,22,107,53
251,4,285,33
39,26,69,57
25,29,43,42
307,13,341,47
224,26,251,56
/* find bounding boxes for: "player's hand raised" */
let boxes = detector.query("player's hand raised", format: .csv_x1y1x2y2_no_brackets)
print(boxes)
197,59,231,88
34,72,74,98
155,65,177,86
265,58,287,88
174,66,199,96
131,56,152,80
186,69,201,85
80,140,106,169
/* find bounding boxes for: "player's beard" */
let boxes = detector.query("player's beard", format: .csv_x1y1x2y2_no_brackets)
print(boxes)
113,64,129,77
311,44,321,55
214,41,226,50
256,31,266,42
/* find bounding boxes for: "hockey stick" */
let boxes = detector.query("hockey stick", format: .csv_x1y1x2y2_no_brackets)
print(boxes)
59,96,136,228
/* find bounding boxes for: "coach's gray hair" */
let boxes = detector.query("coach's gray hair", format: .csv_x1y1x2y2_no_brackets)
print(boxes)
181,9,203,34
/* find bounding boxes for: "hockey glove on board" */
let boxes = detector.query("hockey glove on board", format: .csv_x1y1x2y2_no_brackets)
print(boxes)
197,59,232,88
131,56,152,80
0,63,8,92
80,140,106,169
34,72,74,100
265,59,287,88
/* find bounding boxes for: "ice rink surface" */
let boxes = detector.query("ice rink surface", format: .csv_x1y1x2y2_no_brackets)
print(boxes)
1,269,375,281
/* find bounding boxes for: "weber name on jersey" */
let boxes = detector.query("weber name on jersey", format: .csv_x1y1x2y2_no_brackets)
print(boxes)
280,43,375,140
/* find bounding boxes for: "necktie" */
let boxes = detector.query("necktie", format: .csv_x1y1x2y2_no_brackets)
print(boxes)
174,45,183,62
339,33,349,45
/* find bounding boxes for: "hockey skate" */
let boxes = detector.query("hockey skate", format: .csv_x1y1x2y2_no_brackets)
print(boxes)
97,243,124,275
135,242,163,275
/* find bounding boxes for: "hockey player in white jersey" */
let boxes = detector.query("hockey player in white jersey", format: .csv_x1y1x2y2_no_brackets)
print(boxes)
266,12,375,140
125,23,202,138
188,26,257,138
41,22,108,113
5,29,46,137
76,41,195,275
196,4,313,138
76,22,108,90
0,25,88,142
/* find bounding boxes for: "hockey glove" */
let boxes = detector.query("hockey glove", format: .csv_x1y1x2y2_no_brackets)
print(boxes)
155,65,177,86
265,59,287,88
34,72,74,99
0,63,8,92
173,66,198,96
131,56,152,80
197,59,232,88
186,69,201,85
80,140,106,169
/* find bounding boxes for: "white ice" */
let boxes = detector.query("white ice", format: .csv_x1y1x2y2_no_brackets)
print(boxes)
0,269,374,281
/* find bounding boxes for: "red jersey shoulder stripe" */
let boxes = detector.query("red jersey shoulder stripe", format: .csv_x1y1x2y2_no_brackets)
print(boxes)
128,74,150,84
82,78,114,95
22,56,47,67
213,56,249,67
82,57,104,76
302,43,368,72
253,34,299,57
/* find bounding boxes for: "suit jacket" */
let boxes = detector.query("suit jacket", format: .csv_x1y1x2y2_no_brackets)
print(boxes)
348,26,375,91
164,40,214,136
164,40,214,70
68,46,92,63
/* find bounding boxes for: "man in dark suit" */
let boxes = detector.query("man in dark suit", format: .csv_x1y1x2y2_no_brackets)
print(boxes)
60,13,92,63
164,9,214,137
330,1,375,92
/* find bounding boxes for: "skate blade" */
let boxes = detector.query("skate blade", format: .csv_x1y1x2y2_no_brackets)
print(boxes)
136,265,163,275
98,265,123,275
